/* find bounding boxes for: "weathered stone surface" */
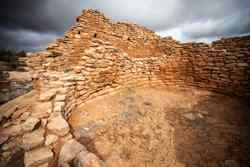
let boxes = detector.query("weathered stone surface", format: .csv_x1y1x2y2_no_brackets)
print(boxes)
74,152,105,167
18,112,31,122
32,102,52,118
63,133,73,141
2,125,21,137
11,107,29,119
47,115,69,136
1,139,17,152
0,113,3,122
2,105,18,118
41,118,48,127
34,102,52,112
37,162,49,167
22,117,40,133
45,134,58,146
174,162,187,167
22,129,45,150
73,126,96,142
2,117,41,137
183,113,196,121
224,160,240,167
59,139,86,165
39,89,57,102
60,162,71,167
55,94,66,101
53,102,66,112
0,134,9,145
24,147,53,167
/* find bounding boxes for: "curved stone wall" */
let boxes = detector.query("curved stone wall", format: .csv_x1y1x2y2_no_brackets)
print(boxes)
157,37,250,97
28,9,250,119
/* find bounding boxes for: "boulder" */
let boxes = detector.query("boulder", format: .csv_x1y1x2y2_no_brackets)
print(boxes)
2,117,40,137
74,152,105,167
22,129,45,151
59,139,86,165
47,115,69,136
22,117,40,133
24,147,53,167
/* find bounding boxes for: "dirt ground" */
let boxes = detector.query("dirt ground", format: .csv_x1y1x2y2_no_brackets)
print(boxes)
69,86,250,167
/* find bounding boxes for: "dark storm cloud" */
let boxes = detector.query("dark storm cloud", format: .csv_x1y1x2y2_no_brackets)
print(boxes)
0,0,250,51
85,0,250,42
0,0,87,51
0,27,58,51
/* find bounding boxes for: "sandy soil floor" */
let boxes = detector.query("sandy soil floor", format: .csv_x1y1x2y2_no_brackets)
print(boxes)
69,86,250,167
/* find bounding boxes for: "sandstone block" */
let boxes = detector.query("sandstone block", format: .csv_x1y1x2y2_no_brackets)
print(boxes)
59,139,86,165
183,113,196,121
47,115,69,136
39,89,57,102
61,76,76,81
55,94,66,101
45,134,58,146
237,63,248,67
32,102,52,118
22,129,45,151
22,117,41,133
24,147,53,167
58,87,69,94
74,67,82,73
0,134,9,145
74,152,105,167
2,125,22,137
53,102,66,112
37,163,49,167
64,82,76,87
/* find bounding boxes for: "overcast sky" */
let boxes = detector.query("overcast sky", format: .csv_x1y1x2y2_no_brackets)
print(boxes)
0,0,250,51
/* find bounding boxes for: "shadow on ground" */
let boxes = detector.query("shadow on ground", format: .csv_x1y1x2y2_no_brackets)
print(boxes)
169,93,250,167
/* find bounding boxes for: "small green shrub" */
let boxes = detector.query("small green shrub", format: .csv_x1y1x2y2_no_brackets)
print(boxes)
64,68,73,73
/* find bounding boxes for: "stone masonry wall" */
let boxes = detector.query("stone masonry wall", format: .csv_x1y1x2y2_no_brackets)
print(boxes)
157,37,250,97
29,9,250,119
45,10,164,71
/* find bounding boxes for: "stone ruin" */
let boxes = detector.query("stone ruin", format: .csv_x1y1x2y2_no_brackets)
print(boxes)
0,51,33,104
0,9,249,167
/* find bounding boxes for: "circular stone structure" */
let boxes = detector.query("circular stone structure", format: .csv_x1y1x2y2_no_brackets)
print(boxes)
0,9,250,167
